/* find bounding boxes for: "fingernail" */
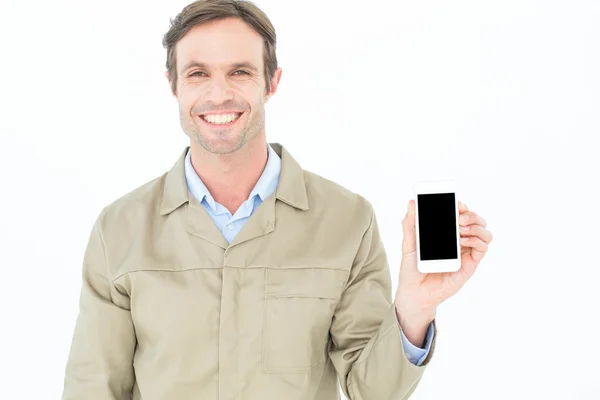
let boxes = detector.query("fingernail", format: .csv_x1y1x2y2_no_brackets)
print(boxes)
460,225,470,231
460,214,469,222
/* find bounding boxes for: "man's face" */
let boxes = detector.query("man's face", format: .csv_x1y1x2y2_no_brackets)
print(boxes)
168,18,280,155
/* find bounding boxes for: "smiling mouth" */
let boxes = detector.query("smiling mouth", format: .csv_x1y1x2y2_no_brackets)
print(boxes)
199,112,244,127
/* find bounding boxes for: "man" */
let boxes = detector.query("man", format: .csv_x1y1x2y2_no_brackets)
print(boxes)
62,1,493,399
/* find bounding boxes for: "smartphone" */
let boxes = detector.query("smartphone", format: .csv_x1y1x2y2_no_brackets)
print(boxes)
414,180,461,273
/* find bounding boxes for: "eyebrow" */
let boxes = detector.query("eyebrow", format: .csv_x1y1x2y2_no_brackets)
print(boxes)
181,61,259,75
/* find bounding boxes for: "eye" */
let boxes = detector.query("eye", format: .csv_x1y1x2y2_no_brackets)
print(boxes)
189,70,249,77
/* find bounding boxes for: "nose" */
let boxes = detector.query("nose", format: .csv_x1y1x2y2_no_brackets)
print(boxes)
204,74,234,104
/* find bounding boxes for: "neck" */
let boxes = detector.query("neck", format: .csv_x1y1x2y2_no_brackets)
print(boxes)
189,134,268,213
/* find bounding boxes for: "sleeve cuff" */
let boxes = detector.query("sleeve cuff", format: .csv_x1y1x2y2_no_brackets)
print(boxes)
399,321,435,366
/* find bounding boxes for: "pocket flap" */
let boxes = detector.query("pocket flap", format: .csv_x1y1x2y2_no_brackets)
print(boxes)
265,268,346,299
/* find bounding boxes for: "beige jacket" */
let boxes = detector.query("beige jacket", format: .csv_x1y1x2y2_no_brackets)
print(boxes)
62,143,437,400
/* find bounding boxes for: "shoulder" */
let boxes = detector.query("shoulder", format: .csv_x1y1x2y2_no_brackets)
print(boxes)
97,172,168,229
302,169,374,231
92,171,170,277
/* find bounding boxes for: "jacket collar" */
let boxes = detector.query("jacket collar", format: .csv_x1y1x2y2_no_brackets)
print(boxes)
184,143,281,213
159,142,309,216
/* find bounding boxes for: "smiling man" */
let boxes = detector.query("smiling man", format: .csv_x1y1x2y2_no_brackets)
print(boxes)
61,1,493,400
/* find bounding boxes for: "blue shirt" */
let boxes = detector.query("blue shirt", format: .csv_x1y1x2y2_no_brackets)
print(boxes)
184,144,434,366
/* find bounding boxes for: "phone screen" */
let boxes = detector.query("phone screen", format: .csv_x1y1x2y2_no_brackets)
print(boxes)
417,193,458,261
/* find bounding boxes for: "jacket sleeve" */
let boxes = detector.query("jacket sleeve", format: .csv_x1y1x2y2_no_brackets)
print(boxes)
328,203,437,400
62,211,136,400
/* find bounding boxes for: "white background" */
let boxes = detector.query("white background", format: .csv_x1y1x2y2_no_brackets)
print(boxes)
0,0,598,398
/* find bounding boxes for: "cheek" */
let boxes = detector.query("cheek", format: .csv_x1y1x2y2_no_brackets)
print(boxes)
177,91,205,116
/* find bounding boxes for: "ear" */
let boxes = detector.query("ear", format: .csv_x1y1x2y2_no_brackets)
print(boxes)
165,71,177,99
264,67,283,103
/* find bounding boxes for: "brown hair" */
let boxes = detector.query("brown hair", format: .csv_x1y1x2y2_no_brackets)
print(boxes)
162,0,278,96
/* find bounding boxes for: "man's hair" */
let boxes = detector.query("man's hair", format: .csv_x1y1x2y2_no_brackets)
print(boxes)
162,0,278,96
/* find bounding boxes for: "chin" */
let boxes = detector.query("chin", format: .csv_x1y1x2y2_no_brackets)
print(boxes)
198,134,246,155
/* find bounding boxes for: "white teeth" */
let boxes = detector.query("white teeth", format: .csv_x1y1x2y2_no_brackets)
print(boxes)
202,113,241,124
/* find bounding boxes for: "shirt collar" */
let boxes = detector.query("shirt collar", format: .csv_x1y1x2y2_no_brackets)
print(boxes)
183,143,282,210
160,142,308,216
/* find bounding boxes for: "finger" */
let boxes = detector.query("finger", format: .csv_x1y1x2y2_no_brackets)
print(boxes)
401,200,417,254
408,199,416,217
458,201,468,213
403,200,416,225
459,224,494,244
471,248,486,262
459,211,487,227
403,199,416,222
459,236,489,253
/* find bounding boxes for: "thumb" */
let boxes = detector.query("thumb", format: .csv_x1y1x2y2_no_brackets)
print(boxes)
401,200,417,254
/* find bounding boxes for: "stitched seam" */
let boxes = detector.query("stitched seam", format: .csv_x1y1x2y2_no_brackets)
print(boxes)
96,213,116,301
262,266,349,271
112,266,350,283
113,267,220,282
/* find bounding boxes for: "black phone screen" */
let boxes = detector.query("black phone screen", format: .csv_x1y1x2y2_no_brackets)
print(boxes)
417,192,458,261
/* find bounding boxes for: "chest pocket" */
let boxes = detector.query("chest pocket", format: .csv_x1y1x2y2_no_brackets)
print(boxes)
262,267,347,373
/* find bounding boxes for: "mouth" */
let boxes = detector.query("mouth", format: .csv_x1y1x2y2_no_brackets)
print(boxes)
198,111,244,129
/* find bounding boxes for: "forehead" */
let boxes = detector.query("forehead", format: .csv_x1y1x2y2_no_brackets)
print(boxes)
176,17,264,74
